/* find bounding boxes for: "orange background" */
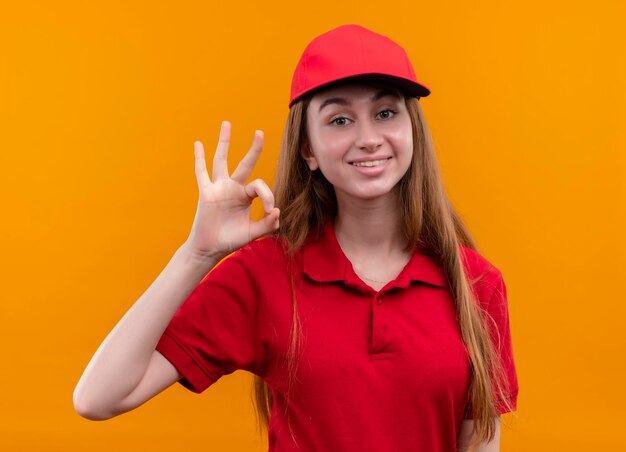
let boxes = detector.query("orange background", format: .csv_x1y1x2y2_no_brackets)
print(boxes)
2,1,625,450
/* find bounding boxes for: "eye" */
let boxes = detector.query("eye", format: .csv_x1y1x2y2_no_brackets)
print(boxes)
377,109,396,120
330,116,351,126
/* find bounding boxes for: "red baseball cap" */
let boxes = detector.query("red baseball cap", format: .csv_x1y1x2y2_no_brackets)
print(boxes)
289,24,431,107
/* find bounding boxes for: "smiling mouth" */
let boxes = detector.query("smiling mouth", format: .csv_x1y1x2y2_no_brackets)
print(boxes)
349,158,391,167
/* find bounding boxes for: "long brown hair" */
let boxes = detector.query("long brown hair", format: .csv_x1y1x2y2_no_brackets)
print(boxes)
252,92,515,451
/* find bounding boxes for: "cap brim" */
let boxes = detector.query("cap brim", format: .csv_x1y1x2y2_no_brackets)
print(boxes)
289,73,431,107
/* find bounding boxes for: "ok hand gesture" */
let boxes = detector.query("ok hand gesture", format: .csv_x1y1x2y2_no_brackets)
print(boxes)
185,121,280,261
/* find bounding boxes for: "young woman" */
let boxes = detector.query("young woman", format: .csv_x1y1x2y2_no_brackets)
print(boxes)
74,24,518,452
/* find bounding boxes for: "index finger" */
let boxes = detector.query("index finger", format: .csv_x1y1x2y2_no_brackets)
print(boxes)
230,130,264,184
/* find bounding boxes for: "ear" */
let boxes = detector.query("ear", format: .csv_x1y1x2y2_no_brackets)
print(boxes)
301,142,319,171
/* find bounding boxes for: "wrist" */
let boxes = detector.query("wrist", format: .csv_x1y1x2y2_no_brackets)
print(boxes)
177,242,224,268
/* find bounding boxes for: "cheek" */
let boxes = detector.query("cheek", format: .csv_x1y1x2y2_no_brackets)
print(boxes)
389,127,413,158
398,117,414,153
310,134,350,164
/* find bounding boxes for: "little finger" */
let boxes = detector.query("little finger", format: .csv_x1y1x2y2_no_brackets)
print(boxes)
194,141,211,190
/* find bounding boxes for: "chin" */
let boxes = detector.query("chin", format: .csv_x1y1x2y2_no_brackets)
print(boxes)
351,187,397,201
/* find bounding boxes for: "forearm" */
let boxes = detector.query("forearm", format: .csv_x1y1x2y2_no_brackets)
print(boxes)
73,242,218,414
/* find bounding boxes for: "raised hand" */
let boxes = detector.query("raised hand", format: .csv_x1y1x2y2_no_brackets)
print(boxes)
185,121,280,261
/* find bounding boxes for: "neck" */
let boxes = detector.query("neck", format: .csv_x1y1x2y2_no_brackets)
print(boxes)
333,189,406,259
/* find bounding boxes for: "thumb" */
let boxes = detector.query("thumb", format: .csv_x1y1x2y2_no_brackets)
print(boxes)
248,208,280,241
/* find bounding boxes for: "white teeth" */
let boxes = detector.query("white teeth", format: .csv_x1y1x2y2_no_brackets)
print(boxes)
350,159,389,167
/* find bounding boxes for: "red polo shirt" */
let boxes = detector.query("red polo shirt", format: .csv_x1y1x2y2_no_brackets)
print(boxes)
155,221,518,451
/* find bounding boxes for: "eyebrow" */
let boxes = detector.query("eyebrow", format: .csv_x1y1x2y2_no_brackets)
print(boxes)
317,89,402,113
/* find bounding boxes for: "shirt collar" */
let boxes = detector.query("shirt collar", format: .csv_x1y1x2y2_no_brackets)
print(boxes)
301,220,447,290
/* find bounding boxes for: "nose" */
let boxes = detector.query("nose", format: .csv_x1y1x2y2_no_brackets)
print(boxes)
354,118,383,152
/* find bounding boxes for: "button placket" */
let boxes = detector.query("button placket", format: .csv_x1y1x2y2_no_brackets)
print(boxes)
371,293,392,354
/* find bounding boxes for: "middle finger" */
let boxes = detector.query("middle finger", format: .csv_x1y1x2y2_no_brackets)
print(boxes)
231,130,264,184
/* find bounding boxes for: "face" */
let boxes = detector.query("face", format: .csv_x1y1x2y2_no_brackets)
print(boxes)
303,82,413,204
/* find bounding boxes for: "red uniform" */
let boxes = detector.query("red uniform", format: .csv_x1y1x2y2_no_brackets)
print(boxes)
156,220,518,451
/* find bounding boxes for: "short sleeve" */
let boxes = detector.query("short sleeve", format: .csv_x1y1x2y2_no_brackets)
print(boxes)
465,272,519,418
155,245,260,393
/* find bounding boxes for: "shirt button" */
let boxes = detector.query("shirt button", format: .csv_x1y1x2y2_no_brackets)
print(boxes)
377,296,383,305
